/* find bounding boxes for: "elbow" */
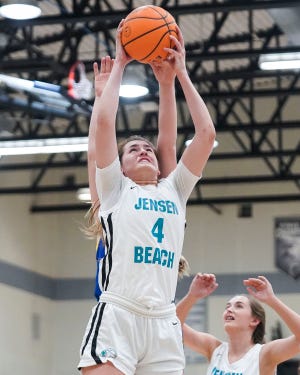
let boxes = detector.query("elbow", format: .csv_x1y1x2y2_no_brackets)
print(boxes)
208,124,216,146
295,334,300,345
196,120,216,148
208,119,216,139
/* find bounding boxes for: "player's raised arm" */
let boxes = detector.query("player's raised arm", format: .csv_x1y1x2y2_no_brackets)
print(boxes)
95,21,132,170
165,27,216,177
176,273,220,359
244,276,300,368
150,59,177,177
88,56,114,203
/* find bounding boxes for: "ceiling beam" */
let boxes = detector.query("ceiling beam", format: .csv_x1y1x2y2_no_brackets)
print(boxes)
29,192,300,213
0,172,299,195
1,0,299,27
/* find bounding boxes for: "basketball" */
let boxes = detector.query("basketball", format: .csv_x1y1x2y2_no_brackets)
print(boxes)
121,5,178,63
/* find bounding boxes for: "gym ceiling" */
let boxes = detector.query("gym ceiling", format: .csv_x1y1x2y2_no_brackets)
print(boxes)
0,0,299,213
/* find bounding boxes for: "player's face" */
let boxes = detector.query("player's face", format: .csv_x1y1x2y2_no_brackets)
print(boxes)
222,295,258,332
121,140,160,180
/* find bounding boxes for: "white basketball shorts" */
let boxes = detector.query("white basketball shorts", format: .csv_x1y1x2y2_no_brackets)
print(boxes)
78,291,185,375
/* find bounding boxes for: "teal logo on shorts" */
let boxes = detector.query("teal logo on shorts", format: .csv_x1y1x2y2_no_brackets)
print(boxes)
100,348,117,358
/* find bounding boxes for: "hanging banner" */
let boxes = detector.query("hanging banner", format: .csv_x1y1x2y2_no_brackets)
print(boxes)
275,217,300,279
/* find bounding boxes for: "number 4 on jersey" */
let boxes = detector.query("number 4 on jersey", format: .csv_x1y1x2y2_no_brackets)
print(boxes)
151,218,165,243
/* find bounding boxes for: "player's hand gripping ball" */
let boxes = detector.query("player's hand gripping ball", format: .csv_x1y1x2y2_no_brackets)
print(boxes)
121,5,178,63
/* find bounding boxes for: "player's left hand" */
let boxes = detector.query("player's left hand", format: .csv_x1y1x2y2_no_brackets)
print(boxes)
93,56,114,97
243,275,275,303
163,26,186,75
116,20,133,66
149,58,176,84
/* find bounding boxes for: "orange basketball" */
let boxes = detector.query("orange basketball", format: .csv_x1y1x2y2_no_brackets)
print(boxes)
121,5,178,63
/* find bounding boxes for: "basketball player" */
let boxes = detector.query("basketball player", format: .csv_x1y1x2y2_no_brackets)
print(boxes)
177,273,300,374
86,52,189,300
78,21,216,375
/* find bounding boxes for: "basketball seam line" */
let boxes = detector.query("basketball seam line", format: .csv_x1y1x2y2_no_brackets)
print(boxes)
122,22,175,47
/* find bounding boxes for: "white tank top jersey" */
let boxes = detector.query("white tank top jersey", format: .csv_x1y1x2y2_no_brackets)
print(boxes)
206,342,275,375
95,157,200,308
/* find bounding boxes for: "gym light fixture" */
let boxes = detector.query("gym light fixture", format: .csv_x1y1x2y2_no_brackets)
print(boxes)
0,137,88,156
120,65,149,98
119,84,149,98
76,188,91,202
185,139,219,149
0,0,41,19
0,134,214,157
259,52,300,71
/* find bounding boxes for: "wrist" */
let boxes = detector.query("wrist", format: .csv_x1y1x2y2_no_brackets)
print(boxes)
113,59,126,71
186,292,200,303
176,68,189,82
159,80,175,89
265,294,280,308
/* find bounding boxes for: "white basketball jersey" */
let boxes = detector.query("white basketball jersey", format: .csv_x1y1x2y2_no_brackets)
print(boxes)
96,158,199,308
206,342,264,375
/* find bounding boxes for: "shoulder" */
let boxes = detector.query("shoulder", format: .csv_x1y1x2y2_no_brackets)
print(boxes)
260,336,300,370
161,161,200,184
250,343,264,358
96,156,121,177
209,341,227,362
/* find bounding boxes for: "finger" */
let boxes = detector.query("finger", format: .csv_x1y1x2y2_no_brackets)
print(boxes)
169,35,181,50
166,54,175,61
202,273,213,279
93,62,99,76
103,55,113,73
164,47,177,59
203,273,216,280
246,286,256,297
258,275,268,283
244,278,261,284
175,25,184,46
110,58,115,71
149,60,160,68
99,57,106,74
118,19,124,30
254,278,265,286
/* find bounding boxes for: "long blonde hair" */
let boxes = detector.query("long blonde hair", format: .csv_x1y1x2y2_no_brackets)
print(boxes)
81,200,102,239
178,255,190,279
